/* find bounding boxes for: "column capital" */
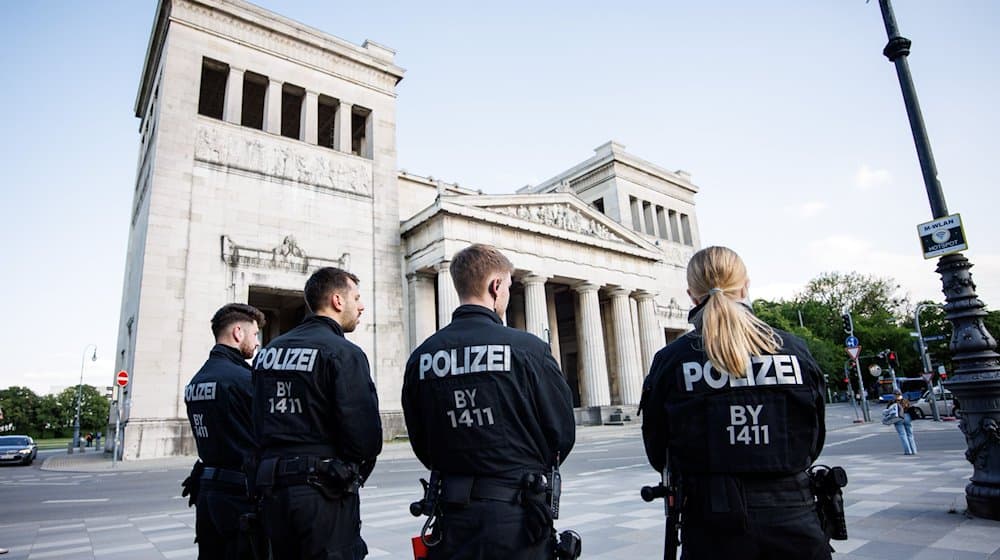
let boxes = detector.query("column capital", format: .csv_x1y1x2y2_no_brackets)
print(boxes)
406,270,435,282
434,260,451,273
520,273,549,286
572,281,601,294
608,286,634,298
634,290,658,302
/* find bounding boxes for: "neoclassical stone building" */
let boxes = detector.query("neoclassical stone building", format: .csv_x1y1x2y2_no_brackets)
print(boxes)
115,0,701,458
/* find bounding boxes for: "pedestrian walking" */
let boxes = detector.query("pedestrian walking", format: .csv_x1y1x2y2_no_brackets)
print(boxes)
888,391,918,455
252,267,382,560
640,246,832,559
182,303,267,560
402,244,577,560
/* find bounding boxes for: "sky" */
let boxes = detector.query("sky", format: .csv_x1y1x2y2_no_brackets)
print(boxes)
1,1,997,395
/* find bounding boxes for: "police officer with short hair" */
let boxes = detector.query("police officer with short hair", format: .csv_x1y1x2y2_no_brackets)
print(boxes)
252,267,381,560
640,246,830,559
402,244,576,560
184,303,266,560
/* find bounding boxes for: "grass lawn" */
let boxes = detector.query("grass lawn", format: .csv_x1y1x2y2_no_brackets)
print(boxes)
34,437,74,450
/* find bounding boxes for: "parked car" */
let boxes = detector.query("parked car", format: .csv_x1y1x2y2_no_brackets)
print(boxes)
0,435,38,465
908,388,958,419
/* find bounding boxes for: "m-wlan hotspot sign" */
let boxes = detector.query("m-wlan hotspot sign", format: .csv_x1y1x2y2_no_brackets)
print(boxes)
917,214,968,259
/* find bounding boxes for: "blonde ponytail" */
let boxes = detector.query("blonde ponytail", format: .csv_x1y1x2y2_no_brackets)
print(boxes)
687,247,781,377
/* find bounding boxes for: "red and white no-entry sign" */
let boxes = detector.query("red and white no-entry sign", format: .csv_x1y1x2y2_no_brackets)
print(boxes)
116,370,130,387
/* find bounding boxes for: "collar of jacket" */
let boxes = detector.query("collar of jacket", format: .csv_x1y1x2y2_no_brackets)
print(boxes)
452,304,503,325
306,314,346,338
210,343,251,370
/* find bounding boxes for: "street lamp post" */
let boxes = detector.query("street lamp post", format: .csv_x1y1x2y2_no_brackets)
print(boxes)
73,344,97,449
877,0,1000,519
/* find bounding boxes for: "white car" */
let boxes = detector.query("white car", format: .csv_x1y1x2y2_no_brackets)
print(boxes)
908,388,959,419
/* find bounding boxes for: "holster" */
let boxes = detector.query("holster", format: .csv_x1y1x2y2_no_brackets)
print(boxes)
180,460,205,507
255,455,361,500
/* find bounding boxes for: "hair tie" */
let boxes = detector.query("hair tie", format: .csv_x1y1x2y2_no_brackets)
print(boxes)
708,288,724,295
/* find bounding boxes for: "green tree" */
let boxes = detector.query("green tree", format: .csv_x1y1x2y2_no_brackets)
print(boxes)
54,385,109,436
0,386,40,434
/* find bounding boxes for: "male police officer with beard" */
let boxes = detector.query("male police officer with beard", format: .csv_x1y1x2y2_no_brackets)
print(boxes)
402,244,576,560
184,303,266,559
252,267,382,560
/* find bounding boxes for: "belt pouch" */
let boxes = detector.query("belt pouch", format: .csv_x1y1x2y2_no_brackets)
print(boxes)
440,475,474,506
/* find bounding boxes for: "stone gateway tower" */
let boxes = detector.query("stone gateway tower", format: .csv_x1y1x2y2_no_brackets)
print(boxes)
117,0,703,459
116,0,406,459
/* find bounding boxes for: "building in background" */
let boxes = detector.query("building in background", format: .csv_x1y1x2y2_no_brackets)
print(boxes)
115,0,700,458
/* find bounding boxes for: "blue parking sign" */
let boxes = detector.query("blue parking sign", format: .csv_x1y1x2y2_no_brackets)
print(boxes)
845,335,859,348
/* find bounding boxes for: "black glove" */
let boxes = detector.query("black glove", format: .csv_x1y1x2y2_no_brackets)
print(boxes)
181,460,205,507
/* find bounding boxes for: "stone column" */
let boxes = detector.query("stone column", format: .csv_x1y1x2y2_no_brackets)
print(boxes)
522,274,549,340
407,272,436,349
303,90,318,144
265,79,283,134
636,291,665,374
574,282,611,407
335,102,353,153
545,285,562,365
610,288,643,405
436,261,460,328
223,67,244,124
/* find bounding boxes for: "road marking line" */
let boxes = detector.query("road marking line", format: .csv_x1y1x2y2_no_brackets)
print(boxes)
30,537,90,550
94,542,155,556
88,523,133,532
38,523,86,532
42,498,109,504
26,545,93,559
823,434,878,447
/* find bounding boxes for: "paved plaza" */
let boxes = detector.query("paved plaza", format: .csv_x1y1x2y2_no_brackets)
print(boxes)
0,408,997,559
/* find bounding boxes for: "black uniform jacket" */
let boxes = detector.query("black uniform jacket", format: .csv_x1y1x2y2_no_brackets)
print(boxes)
252,315,382,469
401,305,575,481
641,302,826,476
184,344,255,470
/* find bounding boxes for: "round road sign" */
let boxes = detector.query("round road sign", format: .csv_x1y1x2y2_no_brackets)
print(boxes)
116,370,129,387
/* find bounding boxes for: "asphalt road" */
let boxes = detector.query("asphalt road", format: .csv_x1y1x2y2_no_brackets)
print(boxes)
0,406,967,529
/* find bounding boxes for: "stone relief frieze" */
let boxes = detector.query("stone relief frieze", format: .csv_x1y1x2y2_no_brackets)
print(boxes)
486,204,618,242
195,126,371,196
221,235,349,274
661,246,694,267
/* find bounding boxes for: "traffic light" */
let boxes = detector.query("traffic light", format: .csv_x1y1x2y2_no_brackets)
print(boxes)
888,351,897,366
841,313,853,334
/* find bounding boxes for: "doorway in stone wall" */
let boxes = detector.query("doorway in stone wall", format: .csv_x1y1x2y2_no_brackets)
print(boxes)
248,286,308,345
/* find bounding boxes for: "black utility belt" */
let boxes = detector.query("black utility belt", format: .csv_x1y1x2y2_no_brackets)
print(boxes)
200,466,246,487
256,455,360,492
439,474,545,505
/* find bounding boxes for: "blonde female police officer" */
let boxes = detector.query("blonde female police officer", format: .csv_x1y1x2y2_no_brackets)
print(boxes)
640,246,830,559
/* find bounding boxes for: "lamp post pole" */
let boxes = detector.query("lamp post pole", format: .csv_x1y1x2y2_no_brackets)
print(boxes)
877,0,1000,519
73,344,97,449
914,303,941,422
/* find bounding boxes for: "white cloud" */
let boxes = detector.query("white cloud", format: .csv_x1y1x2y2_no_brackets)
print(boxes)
855,164,893,191
782,201,828,218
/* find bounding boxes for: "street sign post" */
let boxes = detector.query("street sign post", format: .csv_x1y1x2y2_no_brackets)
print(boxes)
846,346,861,361
845,335,859,348
112,370,128,468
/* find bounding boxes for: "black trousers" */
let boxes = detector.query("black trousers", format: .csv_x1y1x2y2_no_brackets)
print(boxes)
260,483,367,560
427,500,552,560
195,482,261,560
679,474,831,560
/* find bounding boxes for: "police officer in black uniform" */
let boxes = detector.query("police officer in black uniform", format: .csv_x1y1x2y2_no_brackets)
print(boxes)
402,244,576,560
252,267,381,560
184,303,266,559
640,246,830,560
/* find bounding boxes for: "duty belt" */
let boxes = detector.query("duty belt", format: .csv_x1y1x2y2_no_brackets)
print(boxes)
256,455,360,491
200,466,247,487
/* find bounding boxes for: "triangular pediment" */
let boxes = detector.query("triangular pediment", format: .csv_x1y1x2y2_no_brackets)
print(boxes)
428,192,662,259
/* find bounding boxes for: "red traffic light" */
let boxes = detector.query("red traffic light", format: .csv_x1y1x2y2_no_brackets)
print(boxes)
888,351,897,362
941,373,948,379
